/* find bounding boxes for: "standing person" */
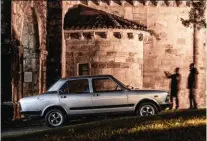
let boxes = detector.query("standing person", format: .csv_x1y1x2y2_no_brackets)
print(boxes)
187,63,199,109
164,67,181,110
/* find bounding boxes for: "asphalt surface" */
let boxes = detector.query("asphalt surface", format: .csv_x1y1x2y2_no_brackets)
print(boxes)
2,109,205,138
2,119,47,137
1,116,112,138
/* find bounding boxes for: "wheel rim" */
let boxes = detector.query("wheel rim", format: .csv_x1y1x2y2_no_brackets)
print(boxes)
48,111,63,126
140,105,155,116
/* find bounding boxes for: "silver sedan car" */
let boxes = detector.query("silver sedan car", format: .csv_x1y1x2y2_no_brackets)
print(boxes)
19,75,171,127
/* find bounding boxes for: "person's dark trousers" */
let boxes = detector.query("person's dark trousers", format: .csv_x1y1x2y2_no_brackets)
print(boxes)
169,95,179,110
189,88,197,109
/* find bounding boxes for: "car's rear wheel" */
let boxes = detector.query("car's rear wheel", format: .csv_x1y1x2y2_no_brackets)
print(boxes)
45,109,65,127
136,102,158,116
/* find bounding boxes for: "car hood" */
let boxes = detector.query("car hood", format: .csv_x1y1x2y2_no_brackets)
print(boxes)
19,95,41,103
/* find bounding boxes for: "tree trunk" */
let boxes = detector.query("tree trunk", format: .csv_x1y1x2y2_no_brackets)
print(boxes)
193,24,199,66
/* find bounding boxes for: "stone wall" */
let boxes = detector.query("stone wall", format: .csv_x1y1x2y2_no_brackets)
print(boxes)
11,1,47,119
11,1,47,98
144,7,194,108
64,31,144,88
63,1,206,108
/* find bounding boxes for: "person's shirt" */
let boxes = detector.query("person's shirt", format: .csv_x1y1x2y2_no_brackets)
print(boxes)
188,68,198,89
168,73,181,90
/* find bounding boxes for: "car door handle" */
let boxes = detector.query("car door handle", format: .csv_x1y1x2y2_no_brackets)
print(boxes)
93,93,100,96
37,97,44,100
60,95,67,98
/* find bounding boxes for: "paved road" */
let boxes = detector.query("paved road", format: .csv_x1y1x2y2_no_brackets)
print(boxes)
2,109,203,138
1,116,112,138
2,119,47,137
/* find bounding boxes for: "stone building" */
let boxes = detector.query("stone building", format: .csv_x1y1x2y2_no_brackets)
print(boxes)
63,5,150,88
2,0,206,118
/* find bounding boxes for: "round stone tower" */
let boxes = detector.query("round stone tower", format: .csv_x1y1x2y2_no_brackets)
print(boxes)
63,5,150,88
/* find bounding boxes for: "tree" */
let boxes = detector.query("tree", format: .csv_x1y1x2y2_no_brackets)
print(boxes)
181,0,206,66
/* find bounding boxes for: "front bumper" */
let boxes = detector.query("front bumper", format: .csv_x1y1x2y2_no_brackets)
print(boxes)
160,103,172,111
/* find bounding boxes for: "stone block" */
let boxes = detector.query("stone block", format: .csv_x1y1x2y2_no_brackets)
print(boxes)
124,7,133,20
129,52,137,56
143,76,151,84
177,38,186,44
98,63,107,69
156,7,170,14
115,57,126,63
156,21,168,27
102,68,112,75
114,69,127,77
99,56,115,62
91,62,99,68
126,58,135,63
92,56,99,62
133,14,147,21
107,62,120,68
117,52,129,57
120,63,130,68
132,7,147,14
93,69,102,75
96,51,106,56
106,51,117,56
147,7,157,14
143,83,154,89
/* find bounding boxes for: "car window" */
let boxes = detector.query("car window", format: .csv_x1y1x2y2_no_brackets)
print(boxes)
59,79,90,94
59,82,69,94
48,80,66,92
92,78,122,92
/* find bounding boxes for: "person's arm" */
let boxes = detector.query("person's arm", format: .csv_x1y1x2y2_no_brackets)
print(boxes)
164,71,172,78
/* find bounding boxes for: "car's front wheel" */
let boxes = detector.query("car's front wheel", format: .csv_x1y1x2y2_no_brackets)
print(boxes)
136,102,158,116
45,109,65,127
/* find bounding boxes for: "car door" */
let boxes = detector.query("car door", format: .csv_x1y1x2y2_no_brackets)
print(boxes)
58,79,93,115
91,77,128,113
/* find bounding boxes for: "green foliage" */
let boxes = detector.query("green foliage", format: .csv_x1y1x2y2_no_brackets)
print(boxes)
181,1,206,29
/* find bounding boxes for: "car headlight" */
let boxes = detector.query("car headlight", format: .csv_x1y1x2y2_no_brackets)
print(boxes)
165,94,171,102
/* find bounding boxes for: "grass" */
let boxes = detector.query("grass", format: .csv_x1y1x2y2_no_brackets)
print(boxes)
2,109,206,141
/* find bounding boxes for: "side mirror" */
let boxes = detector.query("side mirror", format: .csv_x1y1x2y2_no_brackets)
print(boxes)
58,89,65,94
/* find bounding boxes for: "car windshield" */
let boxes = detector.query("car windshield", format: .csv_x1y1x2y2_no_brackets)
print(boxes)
113,77,131,90
47,80,66,92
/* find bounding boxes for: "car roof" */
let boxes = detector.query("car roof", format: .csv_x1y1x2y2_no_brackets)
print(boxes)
59,75,114,80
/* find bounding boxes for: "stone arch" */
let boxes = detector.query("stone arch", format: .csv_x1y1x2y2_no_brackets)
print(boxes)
21,7,40,96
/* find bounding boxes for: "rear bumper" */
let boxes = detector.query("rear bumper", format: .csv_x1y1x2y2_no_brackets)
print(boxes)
160,103,172,111
20,111,42,119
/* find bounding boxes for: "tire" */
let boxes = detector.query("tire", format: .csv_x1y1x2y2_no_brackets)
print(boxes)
45,109,65,127
136,102,158,116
